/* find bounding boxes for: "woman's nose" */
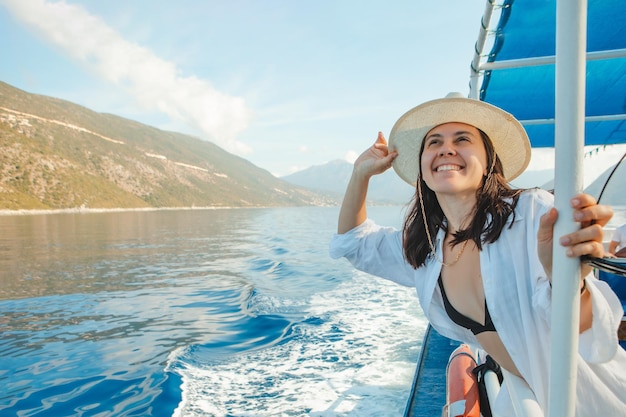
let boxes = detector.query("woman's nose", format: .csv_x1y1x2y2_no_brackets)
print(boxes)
439,145,456,156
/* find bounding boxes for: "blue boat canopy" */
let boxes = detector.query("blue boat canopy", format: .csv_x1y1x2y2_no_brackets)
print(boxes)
470,0,626,148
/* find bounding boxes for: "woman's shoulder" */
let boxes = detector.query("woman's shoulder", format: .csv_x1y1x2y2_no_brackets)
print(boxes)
506,188,554,222
517,187,554,207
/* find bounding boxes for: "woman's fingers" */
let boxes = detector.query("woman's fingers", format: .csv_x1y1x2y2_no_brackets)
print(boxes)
370,132,397,168
559,193,611,258
542,193,612,277
374,131,388,147
560,225,605,257
353,132,398,178
570,193,614,227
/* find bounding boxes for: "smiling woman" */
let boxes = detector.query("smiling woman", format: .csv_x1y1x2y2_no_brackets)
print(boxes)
331,93,626,416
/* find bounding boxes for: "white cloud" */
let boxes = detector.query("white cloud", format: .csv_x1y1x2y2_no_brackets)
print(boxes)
344,150,358,164
2,0,251,154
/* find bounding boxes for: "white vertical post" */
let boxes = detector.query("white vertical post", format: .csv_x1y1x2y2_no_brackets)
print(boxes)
469,0,496,99
549,0,587,416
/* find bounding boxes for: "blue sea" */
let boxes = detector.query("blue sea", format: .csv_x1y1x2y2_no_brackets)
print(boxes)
0,206,428,417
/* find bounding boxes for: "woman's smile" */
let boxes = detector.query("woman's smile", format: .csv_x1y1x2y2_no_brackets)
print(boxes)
435,163,463,172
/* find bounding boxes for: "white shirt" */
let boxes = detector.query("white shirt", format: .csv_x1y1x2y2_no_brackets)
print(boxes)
330,188,626,416
611,223,626,250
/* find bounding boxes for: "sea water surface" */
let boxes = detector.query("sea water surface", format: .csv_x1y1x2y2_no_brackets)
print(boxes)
0,206,427,417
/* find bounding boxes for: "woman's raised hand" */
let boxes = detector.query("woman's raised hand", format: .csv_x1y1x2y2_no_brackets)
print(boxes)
337,132,400,234
352,132,398,179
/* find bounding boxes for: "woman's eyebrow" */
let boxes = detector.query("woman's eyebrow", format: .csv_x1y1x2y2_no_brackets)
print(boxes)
426,130,475,139
453,130,475,136
425,133,443,140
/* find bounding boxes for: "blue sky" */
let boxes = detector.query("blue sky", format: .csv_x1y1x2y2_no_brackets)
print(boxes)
1,0,624,185
0,0,488,175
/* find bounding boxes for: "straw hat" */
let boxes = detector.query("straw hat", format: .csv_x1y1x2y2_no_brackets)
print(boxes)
388,93,531,187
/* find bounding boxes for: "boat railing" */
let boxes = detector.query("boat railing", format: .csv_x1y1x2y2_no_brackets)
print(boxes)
471,345,542,417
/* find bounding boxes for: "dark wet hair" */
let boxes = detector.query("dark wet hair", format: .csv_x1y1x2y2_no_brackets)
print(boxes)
402,129,525,268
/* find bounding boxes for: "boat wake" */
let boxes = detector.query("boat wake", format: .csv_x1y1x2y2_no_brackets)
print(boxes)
166,273,428,416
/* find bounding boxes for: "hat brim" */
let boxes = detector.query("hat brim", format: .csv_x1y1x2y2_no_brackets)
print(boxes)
388,97,531,187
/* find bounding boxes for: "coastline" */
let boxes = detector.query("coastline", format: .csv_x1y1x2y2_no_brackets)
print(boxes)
0,206,260,216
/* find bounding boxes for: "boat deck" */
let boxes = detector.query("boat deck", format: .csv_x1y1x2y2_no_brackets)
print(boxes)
403,325,459,417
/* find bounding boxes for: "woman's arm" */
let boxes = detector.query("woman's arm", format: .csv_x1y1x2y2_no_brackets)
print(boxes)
337,132,397,234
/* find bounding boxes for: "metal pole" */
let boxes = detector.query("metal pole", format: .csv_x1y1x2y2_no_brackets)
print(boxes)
469,0,496,99
548,0,587,416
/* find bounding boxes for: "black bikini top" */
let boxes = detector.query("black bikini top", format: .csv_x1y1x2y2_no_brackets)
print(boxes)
438,275,496,335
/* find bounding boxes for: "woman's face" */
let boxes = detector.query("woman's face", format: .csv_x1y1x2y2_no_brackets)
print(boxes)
420,122,488,197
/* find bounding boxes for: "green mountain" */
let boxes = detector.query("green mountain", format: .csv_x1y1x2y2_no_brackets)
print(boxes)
0,81,335,210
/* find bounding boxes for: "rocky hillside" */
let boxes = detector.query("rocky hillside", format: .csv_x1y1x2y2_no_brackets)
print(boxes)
0,81,336,210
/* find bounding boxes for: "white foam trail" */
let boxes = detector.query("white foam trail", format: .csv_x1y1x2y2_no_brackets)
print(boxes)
168,272,428,416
